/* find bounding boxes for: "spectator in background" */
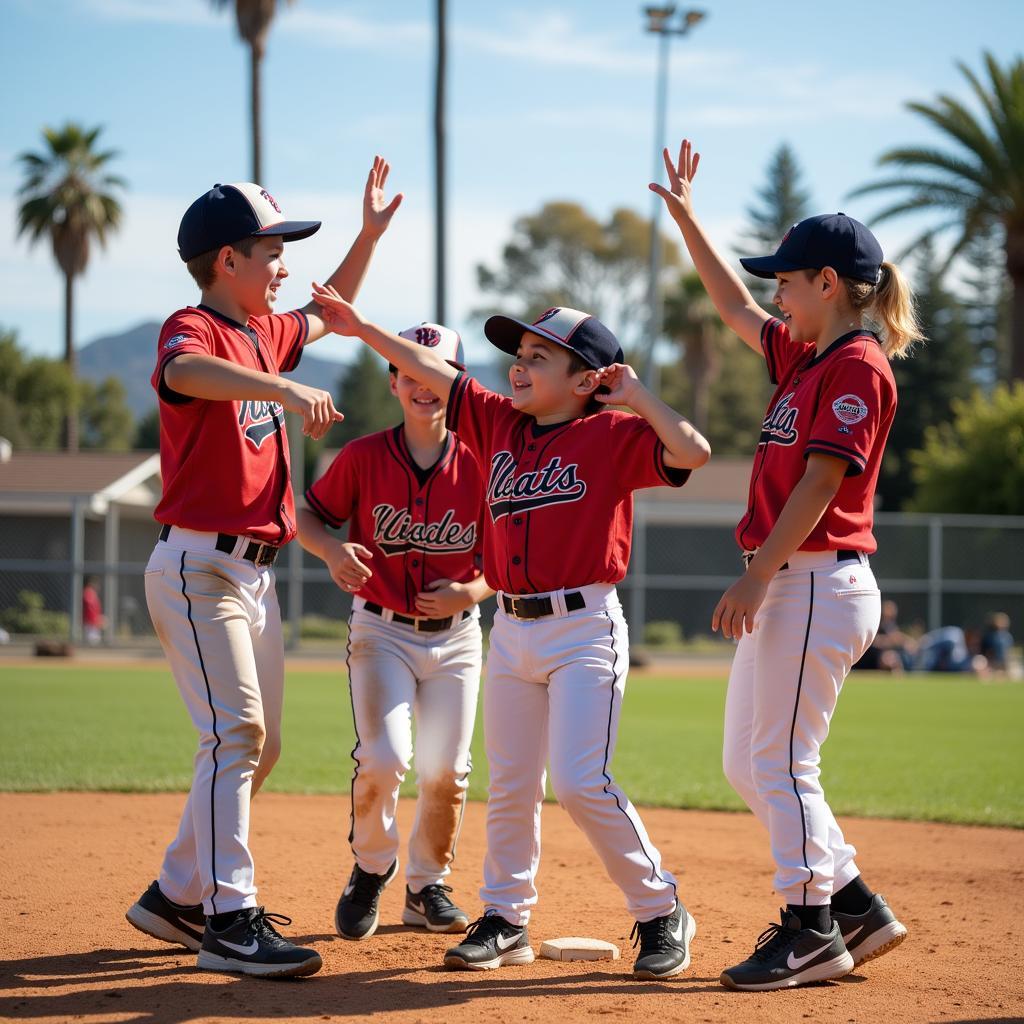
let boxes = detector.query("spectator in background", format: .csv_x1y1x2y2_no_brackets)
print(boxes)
980,613,1016,676
82,576,105,645
855,600,915,673
913,625,987,674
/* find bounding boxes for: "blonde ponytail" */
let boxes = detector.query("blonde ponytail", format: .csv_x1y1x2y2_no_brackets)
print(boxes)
842,261,924,359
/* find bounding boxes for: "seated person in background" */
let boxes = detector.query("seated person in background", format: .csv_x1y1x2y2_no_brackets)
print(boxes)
979,613,1015,675
854,600,914,673
913,625,987,675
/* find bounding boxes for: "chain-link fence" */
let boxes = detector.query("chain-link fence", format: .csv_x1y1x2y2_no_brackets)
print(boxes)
1,505,1022,649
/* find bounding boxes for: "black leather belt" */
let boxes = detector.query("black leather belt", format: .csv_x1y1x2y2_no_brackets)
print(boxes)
500,591,586,620
159,524,280,567
742,548,864,572
362,602,462,633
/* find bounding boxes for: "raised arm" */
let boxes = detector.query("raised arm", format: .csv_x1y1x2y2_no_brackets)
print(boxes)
593,362,711,469
310,282,459,398
650,140,770,352
299,156,403,343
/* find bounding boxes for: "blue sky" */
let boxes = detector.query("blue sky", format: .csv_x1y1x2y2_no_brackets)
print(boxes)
3,0,1022,367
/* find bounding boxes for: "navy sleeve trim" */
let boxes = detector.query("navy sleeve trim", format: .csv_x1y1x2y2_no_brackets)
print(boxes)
654,441,692,488
156,351,195,405
446,371,469,431
804,440,866,475
304,487,344,528
281,310,308,372
761,317,781,385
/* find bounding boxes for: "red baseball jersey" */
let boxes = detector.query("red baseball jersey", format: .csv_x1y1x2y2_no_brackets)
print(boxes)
304,426,486,615
736,317,897,553
152,304,308,545
446,374,690,594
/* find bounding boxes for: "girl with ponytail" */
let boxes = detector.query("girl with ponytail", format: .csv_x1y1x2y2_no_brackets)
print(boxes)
652,139,917,992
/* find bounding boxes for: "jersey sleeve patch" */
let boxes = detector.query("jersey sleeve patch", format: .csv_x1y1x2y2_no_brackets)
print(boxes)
831,393,869,425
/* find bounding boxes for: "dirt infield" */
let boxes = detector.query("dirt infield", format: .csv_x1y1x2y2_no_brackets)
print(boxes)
2,794,1022,1024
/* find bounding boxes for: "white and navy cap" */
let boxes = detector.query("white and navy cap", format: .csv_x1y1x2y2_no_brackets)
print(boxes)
177,182,321,262
484,307,623,369
397,322,466,370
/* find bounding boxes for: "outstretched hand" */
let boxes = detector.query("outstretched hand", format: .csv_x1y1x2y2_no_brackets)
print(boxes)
363,155,403,238
311,281,365,337
592,363,643,408
648,138,700,222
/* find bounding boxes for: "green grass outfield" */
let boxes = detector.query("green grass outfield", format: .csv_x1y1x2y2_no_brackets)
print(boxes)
1,664,1021,827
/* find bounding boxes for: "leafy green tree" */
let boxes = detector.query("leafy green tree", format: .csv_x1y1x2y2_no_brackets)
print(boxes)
476,201,681,353
908,383,1024,514
879,241,977,509
211,0,293,182
850,53,1024,381
324,346,398,449
960,224,1012,384
16,123,125,450
80,377,135,451
737,143,813,303
0,329,74,448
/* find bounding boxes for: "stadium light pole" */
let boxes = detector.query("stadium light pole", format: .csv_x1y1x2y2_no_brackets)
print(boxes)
642,6,706,392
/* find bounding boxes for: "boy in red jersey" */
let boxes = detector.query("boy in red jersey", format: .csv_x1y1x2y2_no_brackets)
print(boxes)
125,159,401,979
298,324,490,943
310,283,711,980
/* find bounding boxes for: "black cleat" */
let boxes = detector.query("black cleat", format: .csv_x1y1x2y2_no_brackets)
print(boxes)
443,913,535,970
720,910,853,991
631,900,697,979
197,907,322,978
334,860,398,940
402,884,470,933
125,880,205,952
833,894,907,967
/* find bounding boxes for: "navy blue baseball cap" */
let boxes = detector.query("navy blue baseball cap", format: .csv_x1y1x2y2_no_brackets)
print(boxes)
484,307,624,368
740,213,884,284
178,182,320,262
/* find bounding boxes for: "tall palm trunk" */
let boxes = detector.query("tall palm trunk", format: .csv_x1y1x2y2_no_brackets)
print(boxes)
433,0,447,323
1007,228,1024,382
250,43,263,183
63,270,78,452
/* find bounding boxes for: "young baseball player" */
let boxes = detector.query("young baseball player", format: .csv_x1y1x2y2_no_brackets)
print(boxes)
652,140,914,991
310,282,711,980
296,324,491,942
125,158,401,979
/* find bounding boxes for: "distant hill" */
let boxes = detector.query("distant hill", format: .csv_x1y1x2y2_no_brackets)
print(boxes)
78,320,510,418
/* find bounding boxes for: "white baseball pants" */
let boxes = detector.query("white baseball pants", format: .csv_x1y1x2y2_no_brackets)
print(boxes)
723,551,881,906
481,584,678,926
345,604,481,892
144,530,284,915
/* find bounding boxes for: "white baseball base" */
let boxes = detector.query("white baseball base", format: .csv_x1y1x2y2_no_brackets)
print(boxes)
539,937,620,961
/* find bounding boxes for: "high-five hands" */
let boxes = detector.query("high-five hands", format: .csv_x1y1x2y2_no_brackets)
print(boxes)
311,282,366,336
648,139,701,222
363,156,403,239
277,379,343,439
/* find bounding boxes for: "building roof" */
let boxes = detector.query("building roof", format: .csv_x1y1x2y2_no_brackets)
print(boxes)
0,450,161,513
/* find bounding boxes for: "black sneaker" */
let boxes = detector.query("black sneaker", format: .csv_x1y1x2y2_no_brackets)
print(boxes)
443,913,535,971
631,900,697,979
720,910,853,991
197,907,322,978
402,884,470,933
125,880,205,952
832,894,907,967
334,860,398,940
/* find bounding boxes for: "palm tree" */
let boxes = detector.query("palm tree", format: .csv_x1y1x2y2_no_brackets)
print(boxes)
16,123,124,451
212,0,294,183
850,52,1024,381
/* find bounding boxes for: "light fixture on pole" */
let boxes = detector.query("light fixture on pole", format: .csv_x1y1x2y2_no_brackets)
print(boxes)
641,6,706,391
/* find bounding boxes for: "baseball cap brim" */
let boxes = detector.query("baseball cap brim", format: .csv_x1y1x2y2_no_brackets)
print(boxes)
739,254,809,280
253,220,321,244
484,314,591,363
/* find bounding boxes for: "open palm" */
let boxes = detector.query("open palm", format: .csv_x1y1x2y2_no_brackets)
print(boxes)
363,155,403,238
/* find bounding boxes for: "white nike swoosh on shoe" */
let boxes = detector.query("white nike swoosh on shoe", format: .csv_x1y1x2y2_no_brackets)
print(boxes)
843,924,865,943
219,937,260,956
671,912,685,943
786,942,832,970
409,901,426,914
495,931,521,950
